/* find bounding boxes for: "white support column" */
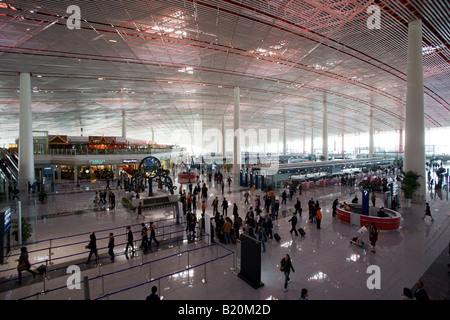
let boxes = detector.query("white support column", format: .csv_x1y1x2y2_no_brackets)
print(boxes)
74,165,78,184
322,95,328,160
222,115,226,159
398,129,404,154
404,19,426,202
310,126,314,157
122,110,126,138
18,72,35,190
369,109,374,158
283,111,287,156
233,87,241,177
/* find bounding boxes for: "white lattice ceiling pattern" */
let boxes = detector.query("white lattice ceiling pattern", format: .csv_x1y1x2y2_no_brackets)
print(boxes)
0,0,448,146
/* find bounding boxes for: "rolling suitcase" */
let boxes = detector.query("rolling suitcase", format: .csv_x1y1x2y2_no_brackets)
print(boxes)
274,233,281,242
298,228,306,237
230,233,236,244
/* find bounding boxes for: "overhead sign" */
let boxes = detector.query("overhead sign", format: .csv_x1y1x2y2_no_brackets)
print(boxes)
4,207,11,233
362,189,369,216
89,160,106,165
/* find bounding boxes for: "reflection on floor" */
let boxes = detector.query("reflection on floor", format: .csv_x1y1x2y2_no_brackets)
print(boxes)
0,175,448,300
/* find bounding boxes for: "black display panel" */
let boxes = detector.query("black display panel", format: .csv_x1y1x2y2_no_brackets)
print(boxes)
238,234,264,288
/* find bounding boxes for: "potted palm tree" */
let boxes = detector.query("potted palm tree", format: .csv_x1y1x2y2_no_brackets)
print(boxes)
12,218,33,244
400,170,421,205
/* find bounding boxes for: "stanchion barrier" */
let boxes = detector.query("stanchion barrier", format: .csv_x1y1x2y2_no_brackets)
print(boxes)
83,276,90,300
93,246,234,300
202,263,207,284
97,255,102,276
101,274,105,297
48,239,54,265
17,226,234,300
18,230,235,300
3,227,190,288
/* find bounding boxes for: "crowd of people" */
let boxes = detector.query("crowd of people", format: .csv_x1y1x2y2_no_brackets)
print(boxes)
11,165,441,301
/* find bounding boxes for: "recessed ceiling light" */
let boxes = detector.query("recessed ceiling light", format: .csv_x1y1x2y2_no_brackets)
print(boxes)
98,77,105,80
108,39,117,43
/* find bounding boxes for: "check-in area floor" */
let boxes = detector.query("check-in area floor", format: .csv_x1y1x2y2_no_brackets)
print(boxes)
0,176,448,300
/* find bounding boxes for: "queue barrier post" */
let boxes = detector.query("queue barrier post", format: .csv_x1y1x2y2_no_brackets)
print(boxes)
83,276,90,300
48,239,54,265
101,274,105,297
202,263,207,284
186,249,190,269
147,261,152,282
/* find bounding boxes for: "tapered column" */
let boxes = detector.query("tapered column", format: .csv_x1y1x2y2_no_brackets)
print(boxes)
283,111,287,156
322,95,328,160
18,73,35,190
222,115,226,158
310,126,314,156
369,109,374,158
404,19,426,202
122,110,126,138
233,87,241,177
398,129,403,153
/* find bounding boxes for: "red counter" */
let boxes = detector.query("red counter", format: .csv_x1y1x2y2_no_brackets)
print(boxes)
336,207,351,224
336,207,401,231
178,173,198,182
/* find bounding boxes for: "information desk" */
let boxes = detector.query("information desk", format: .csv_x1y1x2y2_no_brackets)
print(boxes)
178,173,198,182
336,204,401,231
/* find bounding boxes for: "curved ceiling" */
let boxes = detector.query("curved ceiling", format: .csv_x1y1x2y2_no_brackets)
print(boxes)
0,0,449,147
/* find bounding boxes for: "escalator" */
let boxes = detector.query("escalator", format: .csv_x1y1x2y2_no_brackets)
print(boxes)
0,148,18,187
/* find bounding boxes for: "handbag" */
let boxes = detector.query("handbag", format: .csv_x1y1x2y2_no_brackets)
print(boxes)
17,261,28,271
280,258,285,271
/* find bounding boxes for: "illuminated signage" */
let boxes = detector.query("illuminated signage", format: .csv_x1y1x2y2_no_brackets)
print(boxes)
4,207,11,233
89,160,106,165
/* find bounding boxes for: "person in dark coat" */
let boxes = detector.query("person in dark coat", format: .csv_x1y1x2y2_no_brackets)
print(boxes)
288,212,298,236
414,281,429,300
86,232,98,264
280,254,295,291
16,247,37,284
368,223,378,253
108,233,115,261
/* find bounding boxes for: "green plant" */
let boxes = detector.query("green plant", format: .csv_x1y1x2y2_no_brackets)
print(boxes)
400,170,421,199
121,197,136,211
38,190,48,202
12,218,33,244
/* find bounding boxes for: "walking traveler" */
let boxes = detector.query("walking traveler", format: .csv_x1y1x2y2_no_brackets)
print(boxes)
16,247,37,284
280,254,295,291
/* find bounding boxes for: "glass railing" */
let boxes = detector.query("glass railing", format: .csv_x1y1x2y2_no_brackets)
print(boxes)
40,148,181,156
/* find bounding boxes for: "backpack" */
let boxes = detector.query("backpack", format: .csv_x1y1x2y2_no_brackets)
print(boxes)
280,258,286,271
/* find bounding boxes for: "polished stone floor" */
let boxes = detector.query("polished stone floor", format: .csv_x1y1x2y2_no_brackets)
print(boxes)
0,172,448,300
